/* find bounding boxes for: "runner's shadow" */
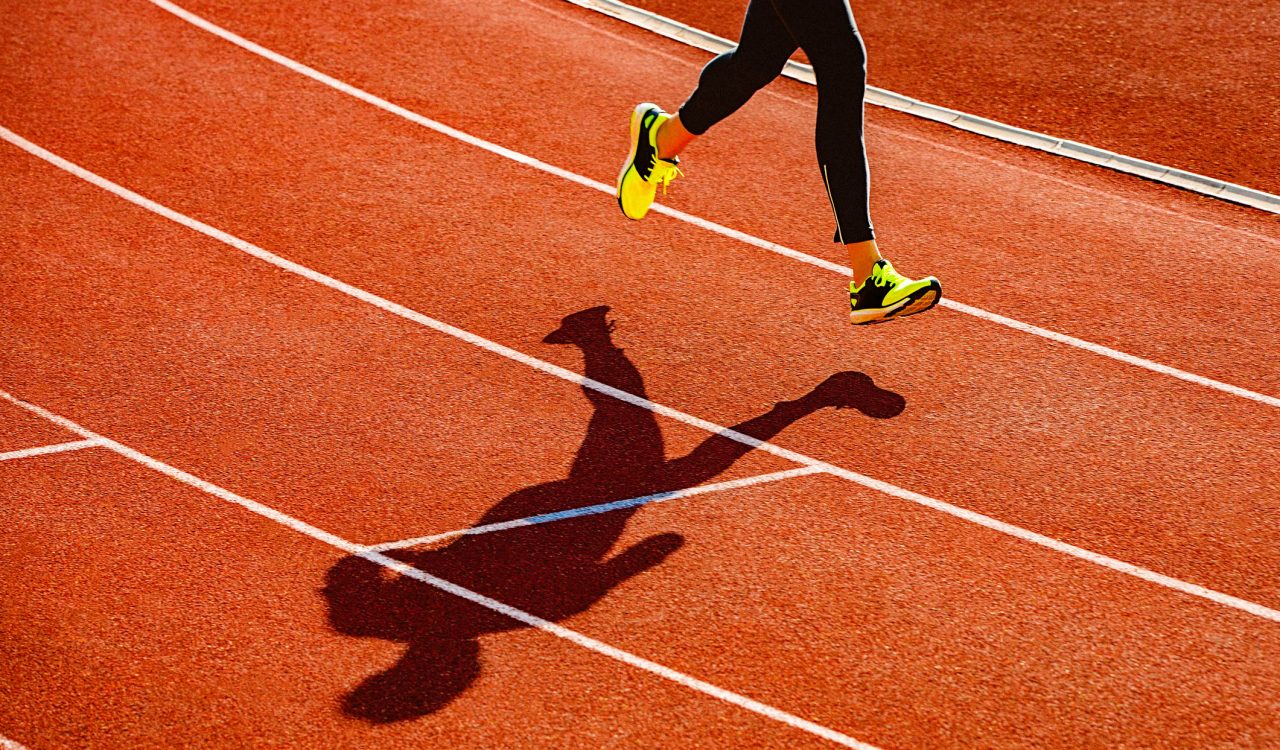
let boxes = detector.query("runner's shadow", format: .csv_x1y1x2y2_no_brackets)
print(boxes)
322,305,905,723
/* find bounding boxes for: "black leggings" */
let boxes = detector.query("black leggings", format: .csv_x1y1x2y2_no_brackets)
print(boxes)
678,0,873,244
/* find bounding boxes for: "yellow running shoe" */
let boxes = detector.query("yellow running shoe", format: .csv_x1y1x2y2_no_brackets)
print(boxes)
849,259,942,325
617,103,682,220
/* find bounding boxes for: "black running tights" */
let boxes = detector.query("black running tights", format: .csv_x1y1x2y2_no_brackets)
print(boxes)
678,0,873,244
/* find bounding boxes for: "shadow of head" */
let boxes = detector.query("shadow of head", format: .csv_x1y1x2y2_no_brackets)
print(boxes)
542,305,612,346
803,371,905,419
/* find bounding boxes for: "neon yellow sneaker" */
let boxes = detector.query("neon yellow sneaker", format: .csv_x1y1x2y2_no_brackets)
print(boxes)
849,259,942,324
617,103,682,220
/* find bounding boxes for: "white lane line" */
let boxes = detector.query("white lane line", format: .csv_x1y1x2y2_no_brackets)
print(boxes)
0,389,879,750
0,735,32,750
141,0,1280,410
363,466,826,553
4,126,1277,626
0,438,102,463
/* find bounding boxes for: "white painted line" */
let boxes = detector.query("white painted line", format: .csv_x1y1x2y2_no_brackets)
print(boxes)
364,466,825,552
562,0,1280,215
0,735,32,750
0,389,879,750
940,299,1280,408
0,438,102,463
3,127,1276,625
138,0,1280,410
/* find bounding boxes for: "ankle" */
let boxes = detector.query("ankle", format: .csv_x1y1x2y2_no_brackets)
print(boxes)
655,114,695,161
654,121,676,161
847,239,882,287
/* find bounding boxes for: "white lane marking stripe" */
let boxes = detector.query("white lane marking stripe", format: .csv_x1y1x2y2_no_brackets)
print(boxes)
141,0,1280,409
0,390,879,750
0,439,102,462
940,299,1280,407
4,126,1277,626
0,735,32,750
363,466,825,552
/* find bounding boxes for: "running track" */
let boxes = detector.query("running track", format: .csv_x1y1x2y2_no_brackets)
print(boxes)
1,0,1278,748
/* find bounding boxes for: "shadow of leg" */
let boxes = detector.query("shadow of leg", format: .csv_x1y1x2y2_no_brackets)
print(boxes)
662,371,905,488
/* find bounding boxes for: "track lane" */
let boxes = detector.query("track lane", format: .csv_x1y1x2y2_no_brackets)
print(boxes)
10,0,1280,601
2,0,1277,608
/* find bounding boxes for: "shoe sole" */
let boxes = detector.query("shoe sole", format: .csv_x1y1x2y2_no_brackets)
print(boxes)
616,102,653,220
850,283,942,325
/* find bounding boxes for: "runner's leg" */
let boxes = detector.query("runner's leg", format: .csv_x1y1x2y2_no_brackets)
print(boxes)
663,0,799,154
771,0,874,247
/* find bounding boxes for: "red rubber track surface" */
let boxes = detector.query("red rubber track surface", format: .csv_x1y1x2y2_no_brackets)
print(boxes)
1,0,1278,748
628,0,1280,195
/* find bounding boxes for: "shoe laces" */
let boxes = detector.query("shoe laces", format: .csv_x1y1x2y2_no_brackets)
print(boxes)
870,260,906,289
650,157,683,195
